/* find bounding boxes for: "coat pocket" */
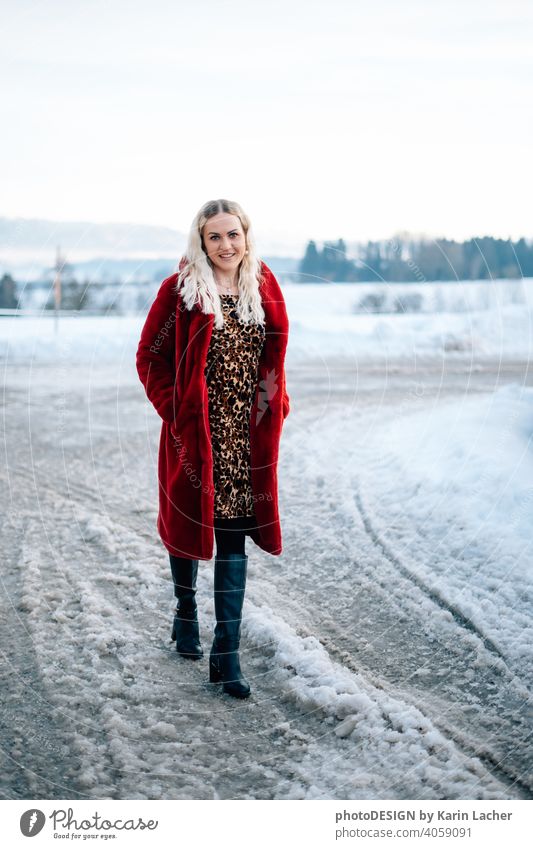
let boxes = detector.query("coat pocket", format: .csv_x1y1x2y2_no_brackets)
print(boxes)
170,401,197,440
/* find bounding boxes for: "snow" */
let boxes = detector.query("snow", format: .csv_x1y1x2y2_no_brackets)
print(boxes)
381,382,533,548
1,277,532,364
243,607,509,799
282,278,533,361
1,278,532,800
317,382,533,675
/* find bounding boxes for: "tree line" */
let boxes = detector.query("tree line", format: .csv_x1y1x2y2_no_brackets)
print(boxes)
2,232,532,310
300,236,533,282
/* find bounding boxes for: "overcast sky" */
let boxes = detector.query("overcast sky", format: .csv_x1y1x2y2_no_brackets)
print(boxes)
2,0,532,249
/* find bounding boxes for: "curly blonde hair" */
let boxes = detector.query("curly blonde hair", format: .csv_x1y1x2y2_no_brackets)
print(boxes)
175,198,266,330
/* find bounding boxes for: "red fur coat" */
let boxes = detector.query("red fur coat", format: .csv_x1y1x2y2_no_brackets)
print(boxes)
136,260,290,560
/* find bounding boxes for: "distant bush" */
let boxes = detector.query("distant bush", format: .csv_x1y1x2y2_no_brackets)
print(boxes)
356,292,387,313
355,291,425,313
393,293,423,313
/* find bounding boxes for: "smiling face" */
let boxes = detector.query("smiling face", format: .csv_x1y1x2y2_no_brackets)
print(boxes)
201,212,247,276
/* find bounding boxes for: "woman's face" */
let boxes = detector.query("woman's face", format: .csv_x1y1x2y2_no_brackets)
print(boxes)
201,212,247,275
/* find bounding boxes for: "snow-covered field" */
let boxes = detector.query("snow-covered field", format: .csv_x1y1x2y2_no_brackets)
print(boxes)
1,280,532,800
1,277,532,364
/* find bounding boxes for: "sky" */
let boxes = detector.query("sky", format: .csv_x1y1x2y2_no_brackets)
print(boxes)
1,0,532,251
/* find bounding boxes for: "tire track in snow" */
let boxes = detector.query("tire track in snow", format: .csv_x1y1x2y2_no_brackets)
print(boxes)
1,464,157,546
3,468,334,798
353,482,507,662
10,461,519,799
4,360,532,799
0,509,92,800
243,600,520,800
347,478,533,794
18,514,138,798
249,574,533,798
275,402,533,796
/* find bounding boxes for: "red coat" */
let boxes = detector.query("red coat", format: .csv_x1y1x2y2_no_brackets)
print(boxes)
136,260,290,560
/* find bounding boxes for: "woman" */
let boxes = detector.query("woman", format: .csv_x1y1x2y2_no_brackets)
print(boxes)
136,198,290,700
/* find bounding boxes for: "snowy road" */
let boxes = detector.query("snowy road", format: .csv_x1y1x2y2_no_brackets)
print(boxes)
1,357,532,800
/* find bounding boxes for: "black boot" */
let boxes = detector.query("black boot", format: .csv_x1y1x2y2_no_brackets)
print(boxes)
169,555,203,660
209,552,251,699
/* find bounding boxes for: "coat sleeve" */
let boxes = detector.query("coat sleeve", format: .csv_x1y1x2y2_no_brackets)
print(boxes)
136,275,179,424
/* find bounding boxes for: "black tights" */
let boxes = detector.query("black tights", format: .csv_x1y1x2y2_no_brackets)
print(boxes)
214,525,246,556
213,516,254,556
170,520,247,575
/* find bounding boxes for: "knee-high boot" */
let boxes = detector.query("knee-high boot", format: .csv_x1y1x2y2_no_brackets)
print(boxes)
209,552,251,699
169,555,203,660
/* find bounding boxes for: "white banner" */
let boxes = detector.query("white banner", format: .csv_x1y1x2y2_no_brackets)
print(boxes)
3,798,531,848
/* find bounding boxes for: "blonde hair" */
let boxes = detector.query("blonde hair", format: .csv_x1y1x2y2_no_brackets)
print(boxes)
175,198,266,330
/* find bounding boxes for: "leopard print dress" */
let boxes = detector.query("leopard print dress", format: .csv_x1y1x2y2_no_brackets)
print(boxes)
204,294,266,520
